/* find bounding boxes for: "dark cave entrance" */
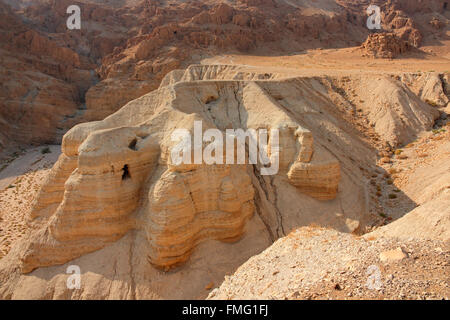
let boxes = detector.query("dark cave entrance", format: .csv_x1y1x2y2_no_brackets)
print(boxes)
122,164,131,180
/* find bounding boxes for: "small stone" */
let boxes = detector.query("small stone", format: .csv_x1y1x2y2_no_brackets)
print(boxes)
434,247,443,254
380,247,408,262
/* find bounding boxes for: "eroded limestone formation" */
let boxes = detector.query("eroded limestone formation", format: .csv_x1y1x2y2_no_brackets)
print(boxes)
19,65,341,272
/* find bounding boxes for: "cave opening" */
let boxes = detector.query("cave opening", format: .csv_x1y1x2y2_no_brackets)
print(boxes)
122,164,131,180
128,138,138,151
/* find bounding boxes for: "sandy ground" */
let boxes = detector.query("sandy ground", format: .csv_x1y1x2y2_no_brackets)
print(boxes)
202,41,450,75
0,145,60,258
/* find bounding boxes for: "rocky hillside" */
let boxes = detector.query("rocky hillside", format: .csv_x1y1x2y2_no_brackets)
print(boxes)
0,0,448,151
208,226,449,300
0,63,448,299
0,0,448,301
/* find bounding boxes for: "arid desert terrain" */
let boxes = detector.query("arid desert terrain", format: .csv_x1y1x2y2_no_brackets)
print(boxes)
0,0,449,300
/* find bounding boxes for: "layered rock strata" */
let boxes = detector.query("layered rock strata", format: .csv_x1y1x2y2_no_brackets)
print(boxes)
18,65,342,272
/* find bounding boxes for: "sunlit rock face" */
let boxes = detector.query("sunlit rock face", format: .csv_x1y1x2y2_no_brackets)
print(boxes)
18,65,345,273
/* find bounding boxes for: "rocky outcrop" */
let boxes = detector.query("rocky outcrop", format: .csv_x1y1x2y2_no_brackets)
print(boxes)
11,66,349,273
2,64,402,283
287,146,341,200
401,73,450,108
361,33,411,59
13,66,441,276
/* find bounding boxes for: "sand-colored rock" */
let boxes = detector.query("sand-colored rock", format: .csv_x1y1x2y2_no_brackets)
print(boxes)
287,145,341,200
379,247,408,262
9,65,353,275
402,73,449,108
